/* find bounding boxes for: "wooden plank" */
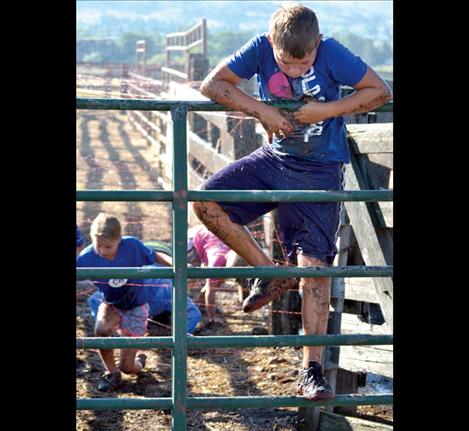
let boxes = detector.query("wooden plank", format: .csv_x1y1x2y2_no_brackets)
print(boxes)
343,278,379,303
347,123,393,154
340,313,391,335
339,345,393,378
161,66,188,80
324,222,351,414
196,111,228,131
127,113,161,151
188,131,232,174
332,277,380,303
188,166,204,189
338,313,392,378
376,202,393,228
325,221,350,372
319,410,393,431
343,152,393,330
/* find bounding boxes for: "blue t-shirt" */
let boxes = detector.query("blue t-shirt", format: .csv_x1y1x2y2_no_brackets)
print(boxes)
76,225,84,247
87,273,202,334
76,236,156,310
226,34,367,163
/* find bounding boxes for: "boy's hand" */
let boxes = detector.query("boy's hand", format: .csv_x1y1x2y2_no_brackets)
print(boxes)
293,98,328,124
259,105,294,143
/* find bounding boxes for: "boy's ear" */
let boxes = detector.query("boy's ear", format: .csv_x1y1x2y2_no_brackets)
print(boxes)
267,34,273,46
316,34,323,46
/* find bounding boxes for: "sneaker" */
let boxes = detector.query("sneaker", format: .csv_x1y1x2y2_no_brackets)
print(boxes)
242,277,296,313
97,371,122,392
136,353,147,370
297,361,333,401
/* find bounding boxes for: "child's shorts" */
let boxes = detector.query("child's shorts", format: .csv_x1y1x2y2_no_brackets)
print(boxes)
201,145,344,266
98,302,150,337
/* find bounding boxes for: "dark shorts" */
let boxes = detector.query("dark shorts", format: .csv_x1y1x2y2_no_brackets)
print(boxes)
201,145,344,265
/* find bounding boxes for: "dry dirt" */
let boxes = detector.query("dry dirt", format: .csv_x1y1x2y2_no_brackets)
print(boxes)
76,109,392,430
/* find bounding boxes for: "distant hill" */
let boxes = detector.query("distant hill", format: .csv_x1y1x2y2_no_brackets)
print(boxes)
77,1,393,45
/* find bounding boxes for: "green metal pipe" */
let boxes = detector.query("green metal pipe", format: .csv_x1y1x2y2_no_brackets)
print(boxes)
76,265,392,279
189,190,393,202
77,397,173,411
187,265,393,279
187,333,393,348
76,333,392,350
76,189,392,203
77,394,392,411
76,190,173,201
76,336,173,349
76,97,392,113
186,394,393,409
170,105,189,430
76,266,173,279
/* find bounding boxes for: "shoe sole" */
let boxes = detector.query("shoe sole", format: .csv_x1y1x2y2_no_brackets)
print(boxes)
298,385,334,401
303,391,334,401
242,279,294,313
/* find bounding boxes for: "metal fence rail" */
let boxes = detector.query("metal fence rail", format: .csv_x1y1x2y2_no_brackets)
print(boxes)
76,97,393,430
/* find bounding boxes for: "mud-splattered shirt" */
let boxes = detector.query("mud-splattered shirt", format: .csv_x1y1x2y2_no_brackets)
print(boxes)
226,34,367,163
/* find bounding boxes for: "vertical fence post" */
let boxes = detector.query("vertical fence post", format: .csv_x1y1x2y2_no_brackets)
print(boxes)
171,104,189,430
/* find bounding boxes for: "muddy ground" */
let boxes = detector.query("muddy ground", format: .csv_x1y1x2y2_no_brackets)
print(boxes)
76,110,392,430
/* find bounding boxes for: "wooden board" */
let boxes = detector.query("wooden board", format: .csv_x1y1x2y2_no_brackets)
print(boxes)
188,131,232,174
343,152,393,329
346,123,393,154
338,313,392,378
331,278,379,303
319,410,393,430
339,345,393,378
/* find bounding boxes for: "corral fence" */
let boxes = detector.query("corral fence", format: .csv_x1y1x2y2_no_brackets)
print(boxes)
76,96,393,430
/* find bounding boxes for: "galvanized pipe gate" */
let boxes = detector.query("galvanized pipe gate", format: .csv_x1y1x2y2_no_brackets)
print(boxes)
76,97,393,430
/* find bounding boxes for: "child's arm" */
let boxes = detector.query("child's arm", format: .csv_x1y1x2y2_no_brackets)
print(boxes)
293,66,392,124
200,62,294,143
156,252,173,267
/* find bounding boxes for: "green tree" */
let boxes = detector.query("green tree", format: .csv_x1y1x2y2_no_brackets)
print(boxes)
207,31,252,66
332,31,392,67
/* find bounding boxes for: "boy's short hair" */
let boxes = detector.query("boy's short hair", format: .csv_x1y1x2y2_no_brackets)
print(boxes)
269,2,320,58
90,213,121,240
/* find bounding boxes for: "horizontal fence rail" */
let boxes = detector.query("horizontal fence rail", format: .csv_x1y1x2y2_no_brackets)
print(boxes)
76,265,393,279
77,189,393,202
77,97,393,112
77,333,393,350
77,394,393,411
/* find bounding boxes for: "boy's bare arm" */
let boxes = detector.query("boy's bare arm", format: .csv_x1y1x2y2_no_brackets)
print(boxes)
156,252,172,267
293,66,392,124
200,62,293,142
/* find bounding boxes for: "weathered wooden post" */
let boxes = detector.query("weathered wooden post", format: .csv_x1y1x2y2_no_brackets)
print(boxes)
268,210,302,335
135,39,147,76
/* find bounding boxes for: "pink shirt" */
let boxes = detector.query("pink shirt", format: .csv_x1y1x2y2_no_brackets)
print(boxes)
192,225,231,267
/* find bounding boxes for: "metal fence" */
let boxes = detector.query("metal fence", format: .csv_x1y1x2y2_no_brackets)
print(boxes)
76,97,393,430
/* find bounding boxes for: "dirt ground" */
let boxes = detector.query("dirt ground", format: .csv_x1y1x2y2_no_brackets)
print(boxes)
76,109,392,430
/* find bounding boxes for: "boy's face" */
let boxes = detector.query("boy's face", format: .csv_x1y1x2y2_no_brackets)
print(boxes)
92,236,120,260
269,36,321,79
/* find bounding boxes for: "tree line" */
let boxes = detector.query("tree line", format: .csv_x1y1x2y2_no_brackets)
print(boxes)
77,30,392,69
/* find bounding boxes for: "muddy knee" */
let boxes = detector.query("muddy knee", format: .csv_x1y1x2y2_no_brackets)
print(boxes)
94,323,114,337
191,202,209,221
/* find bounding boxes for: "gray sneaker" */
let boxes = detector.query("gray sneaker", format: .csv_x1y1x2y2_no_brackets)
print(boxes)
97,371,122,392
297,361,333,401
242,277,296,313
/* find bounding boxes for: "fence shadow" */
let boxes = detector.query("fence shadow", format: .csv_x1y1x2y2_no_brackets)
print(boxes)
98,117,145,238
78,113,104,233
